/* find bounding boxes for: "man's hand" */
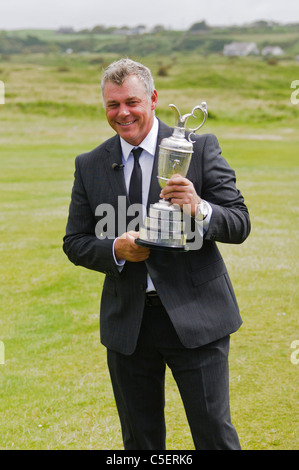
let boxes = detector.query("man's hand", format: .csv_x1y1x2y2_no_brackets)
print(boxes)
114,231,150,262
160,174,201,217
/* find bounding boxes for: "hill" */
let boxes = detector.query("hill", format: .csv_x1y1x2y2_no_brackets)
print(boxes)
1,21,299,57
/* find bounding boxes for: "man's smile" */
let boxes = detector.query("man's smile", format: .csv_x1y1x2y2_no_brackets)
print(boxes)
116,120,137,127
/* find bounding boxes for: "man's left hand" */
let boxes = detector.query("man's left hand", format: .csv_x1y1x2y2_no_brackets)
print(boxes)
160,174,201,217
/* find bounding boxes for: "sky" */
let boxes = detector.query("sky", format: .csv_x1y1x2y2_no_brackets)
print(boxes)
1,0,299,31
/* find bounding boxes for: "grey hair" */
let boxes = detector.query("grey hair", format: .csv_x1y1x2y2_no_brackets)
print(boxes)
101,58,155,103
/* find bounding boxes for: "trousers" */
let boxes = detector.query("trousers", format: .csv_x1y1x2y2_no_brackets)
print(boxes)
107,300,241,450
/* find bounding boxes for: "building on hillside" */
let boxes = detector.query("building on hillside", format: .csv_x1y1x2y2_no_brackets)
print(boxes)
262,46,285,56
223,41,259,56
114,25,148,35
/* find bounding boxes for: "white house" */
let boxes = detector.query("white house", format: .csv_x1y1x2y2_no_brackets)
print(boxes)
223,42,259,56
262,46,284,56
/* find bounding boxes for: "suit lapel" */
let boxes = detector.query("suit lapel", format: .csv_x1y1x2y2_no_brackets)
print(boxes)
103,135,128,201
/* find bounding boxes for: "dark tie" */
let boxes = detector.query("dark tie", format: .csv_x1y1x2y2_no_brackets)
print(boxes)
129,147,143,206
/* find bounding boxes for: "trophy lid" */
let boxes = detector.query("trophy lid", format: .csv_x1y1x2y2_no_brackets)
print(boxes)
159,102,208,154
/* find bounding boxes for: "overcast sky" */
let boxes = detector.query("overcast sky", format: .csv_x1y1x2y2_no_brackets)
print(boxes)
1,0,299,30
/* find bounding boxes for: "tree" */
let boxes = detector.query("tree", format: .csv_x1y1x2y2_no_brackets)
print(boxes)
189,21,210,32
91,25,107,34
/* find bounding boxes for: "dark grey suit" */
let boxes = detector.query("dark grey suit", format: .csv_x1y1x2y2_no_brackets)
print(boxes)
63,120,250,449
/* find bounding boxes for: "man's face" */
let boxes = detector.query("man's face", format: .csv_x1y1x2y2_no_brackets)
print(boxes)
103,74,158,146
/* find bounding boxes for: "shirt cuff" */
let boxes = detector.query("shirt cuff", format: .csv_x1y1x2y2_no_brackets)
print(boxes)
112,238,126,270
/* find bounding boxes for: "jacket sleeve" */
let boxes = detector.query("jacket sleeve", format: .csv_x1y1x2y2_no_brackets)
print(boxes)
199,134,251,244
62,155,120,277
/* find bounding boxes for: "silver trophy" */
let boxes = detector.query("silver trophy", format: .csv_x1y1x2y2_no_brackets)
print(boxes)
136,102,208,251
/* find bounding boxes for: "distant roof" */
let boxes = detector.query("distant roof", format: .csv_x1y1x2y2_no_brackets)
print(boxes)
223,41,259,56
262,46,285,55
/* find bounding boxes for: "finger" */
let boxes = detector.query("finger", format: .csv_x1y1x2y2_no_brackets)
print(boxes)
168,175,190,185
133,245,150,255
161,182,191,197
129,248,150,262
161,190,190,202
127,230,139,239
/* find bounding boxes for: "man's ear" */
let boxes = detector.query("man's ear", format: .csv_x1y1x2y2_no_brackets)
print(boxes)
151,90,158,111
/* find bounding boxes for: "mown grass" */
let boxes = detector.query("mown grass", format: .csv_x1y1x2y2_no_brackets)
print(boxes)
0,52,298,449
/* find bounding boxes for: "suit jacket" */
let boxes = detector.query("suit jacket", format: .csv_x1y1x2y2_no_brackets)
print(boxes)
63,120,251,354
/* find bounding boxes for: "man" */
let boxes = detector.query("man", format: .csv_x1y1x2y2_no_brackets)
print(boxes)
63,59,251,450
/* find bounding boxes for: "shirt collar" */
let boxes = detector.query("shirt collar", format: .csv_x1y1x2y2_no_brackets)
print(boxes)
120,116,159,162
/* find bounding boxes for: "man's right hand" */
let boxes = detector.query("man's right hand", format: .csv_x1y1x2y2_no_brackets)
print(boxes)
114,231,150,262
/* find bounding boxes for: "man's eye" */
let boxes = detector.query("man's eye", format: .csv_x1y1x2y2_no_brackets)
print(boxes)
107,103,118,109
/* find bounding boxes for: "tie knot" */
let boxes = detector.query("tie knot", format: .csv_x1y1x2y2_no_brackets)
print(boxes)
132,147,143,160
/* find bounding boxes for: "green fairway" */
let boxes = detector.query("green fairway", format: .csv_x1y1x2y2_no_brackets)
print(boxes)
0,51,298,449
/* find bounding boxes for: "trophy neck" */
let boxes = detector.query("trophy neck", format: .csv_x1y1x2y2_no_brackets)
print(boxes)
173,126,186,139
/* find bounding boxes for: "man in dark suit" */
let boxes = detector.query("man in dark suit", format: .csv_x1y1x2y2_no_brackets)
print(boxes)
63,58,251,450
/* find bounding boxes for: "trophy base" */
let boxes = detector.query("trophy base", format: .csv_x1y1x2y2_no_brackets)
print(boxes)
135,238,189,252
136,199,189,252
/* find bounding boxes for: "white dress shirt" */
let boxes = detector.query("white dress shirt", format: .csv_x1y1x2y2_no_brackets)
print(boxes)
120,116,159,216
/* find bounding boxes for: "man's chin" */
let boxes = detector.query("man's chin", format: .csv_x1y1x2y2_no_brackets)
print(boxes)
118,128,141,145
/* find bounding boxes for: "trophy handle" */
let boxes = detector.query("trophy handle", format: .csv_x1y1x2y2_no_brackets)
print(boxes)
169,102,208,142
169,104,183,127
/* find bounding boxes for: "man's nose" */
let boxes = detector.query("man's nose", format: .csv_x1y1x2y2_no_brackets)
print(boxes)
118,104,130,117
